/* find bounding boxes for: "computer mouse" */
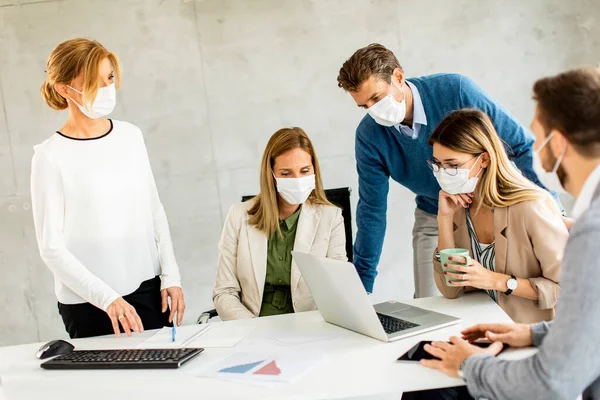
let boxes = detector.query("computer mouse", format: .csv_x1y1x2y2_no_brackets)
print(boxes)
36,339,75,359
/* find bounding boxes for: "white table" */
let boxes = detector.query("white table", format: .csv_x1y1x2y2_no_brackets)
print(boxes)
0,293,532,400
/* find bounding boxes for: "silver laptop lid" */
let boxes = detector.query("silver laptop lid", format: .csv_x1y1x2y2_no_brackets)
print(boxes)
292,251,388,341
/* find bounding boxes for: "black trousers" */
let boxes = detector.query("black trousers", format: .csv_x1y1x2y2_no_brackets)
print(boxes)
58,276,171,339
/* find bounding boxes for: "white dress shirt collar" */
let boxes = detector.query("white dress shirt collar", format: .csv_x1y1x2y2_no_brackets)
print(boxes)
394,80,428,139
572,163,600,219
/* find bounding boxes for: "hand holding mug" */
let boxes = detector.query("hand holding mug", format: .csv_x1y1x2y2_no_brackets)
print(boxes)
444,255,504,291
439,248,471,286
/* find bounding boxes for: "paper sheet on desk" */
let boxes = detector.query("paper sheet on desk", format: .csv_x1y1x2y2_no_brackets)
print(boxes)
137,325,211,348
138,324,254,349
266,332,343,346
191,325,255,348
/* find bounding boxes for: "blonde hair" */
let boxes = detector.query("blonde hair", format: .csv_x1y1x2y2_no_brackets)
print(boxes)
248,127,332,238
41,38,121,110
428,109,551,211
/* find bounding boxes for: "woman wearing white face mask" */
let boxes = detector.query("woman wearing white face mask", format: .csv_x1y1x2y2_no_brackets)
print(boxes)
427,109,568,323
31,38,185,338
213,127,347,320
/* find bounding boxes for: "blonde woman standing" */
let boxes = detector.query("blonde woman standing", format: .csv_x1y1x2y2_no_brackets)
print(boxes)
213,127,347,320
428,109,568,323
32,38,185,338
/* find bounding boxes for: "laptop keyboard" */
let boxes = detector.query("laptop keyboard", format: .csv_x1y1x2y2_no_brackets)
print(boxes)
376,313,420,334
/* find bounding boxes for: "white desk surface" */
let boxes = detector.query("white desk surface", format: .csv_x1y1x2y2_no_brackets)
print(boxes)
0,293,533,400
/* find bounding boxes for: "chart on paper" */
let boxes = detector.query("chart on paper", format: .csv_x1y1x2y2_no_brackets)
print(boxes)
219,359,282,376
196,352,323,383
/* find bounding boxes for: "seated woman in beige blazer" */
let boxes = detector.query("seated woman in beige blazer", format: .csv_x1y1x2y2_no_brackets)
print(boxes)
428,109,568,324
213,127,347,320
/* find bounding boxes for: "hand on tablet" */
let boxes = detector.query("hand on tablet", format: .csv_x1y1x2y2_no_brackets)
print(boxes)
461,323,533,348
420,336,503,378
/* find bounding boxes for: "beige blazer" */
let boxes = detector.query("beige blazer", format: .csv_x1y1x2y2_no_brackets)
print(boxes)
433,195,569,324
213,200,347,320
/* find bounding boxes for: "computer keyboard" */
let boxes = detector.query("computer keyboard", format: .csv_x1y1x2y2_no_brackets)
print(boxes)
376,313,420,334
40,348,204,370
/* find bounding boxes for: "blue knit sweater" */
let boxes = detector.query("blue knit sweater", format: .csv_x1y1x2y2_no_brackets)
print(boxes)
354,73,544,292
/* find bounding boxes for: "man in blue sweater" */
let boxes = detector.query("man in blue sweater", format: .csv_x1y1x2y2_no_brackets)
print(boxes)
337,43,546,296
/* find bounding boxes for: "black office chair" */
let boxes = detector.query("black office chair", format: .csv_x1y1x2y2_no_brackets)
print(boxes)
197,187,353,324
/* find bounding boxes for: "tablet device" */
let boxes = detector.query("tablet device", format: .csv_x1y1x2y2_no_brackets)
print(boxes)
397,340,497,362
401,386,473,399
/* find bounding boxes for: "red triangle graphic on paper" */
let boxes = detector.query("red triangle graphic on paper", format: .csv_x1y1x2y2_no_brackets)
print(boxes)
253,360,281,375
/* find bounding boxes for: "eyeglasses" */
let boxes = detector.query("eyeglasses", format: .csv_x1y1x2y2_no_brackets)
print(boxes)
426,155,481,176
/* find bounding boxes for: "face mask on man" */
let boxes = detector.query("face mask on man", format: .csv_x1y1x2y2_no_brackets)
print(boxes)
534,132,567,192
367,77,406,127
67,83,116,119
433,155,483,195
274,174,316,205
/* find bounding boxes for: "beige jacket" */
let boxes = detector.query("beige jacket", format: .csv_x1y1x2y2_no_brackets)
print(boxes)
213,200,347,320
433,196,569,324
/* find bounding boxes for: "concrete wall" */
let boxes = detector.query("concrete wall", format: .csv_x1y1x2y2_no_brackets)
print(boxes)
0,0,597,345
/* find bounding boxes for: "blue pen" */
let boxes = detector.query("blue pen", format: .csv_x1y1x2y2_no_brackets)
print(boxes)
171,325,176,342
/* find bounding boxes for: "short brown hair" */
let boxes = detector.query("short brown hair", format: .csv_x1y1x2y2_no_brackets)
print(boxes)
337,43,402,92
41,38,121,110
247,127,331,238
533,66,600,157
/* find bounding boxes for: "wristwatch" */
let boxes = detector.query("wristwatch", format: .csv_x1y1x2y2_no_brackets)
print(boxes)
505,275,518,295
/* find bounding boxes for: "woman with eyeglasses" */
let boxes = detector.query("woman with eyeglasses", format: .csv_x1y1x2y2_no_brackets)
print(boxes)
427,109,568,323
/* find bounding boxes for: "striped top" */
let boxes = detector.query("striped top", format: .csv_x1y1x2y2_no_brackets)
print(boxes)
466,208,497,302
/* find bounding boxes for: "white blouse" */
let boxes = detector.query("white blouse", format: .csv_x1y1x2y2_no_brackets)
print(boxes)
30,120,181,311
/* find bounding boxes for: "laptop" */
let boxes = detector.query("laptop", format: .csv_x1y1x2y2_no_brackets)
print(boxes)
292,251,460,342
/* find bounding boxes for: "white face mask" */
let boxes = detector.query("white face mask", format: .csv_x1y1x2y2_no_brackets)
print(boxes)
532,152,565,194
274,174,316,205
67,83,116,119
367,77,406,127
433,155,483,195
534,132,567,193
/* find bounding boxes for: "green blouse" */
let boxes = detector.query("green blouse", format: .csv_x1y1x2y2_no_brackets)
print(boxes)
259,207,301,317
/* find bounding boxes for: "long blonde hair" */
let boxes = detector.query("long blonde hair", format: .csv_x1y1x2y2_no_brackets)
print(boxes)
41,38,122,110
248,127,331,238
428,109,550,211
